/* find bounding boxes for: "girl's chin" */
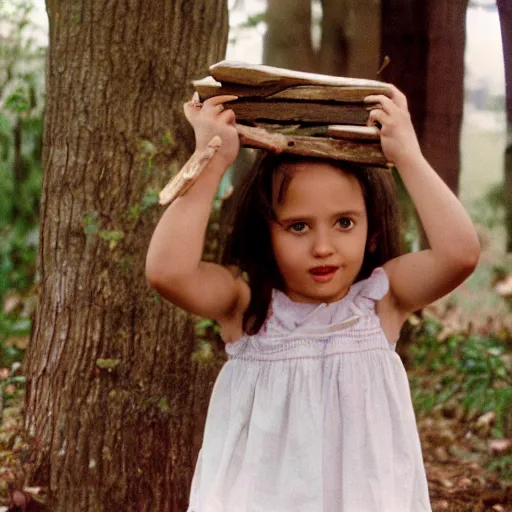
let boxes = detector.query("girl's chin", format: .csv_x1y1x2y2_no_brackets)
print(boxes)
286,282,350,304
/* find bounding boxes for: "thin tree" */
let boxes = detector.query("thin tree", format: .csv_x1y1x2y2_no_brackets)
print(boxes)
23,1,228,510
263,0,318,72
319,0,381,78
497,0,512,252
421,0,469,196
380,0,429,141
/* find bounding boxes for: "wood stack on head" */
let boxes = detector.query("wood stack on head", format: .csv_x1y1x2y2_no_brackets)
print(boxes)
159,61,392,206
194,60,392,168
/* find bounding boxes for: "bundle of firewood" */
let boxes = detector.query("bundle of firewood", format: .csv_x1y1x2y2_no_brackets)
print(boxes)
195,61,391,167
159,61,391,206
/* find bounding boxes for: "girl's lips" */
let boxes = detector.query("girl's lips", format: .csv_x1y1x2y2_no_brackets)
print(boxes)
309,266,338,282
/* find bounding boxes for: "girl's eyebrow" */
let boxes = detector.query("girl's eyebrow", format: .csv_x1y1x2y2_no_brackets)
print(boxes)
277,210,365,223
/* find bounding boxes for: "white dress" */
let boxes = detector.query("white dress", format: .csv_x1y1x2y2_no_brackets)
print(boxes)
188,268,432,512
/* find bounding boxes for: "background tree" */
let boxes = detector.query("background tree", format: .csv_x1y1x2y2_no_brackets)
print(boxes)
263,0,380,78
497,0,512,252
263,0,317,72
380,0,428,142
382,0,468,195
23,1,228,510
421,0,468,196
319,0,380,78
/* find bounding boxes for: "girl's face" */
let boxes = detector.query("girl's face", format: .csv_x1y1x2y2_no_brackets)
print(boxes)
270,161,368,304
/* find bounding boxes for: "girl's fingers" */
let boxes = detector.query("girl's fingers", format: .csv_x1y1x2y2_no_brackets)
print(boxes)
201,95,238,119
218,108,236,125
388,85,408,110
184,92,203,119
213,104,226,115
367,108,389,128
366,87,409,113
203,95,238,108
364,94,394,114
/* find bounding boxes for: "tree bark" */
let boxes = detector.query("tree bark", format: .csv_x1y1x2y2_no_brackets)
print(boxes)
421,0,468,196
497,0,512,252
263,0,318,73
319,0,381,79
24,1,228,511
380,0,429,140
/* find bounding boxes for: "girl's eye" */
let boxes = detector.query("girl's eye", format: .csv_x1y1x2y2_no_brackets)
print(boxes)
288,222,308,233
337,217,354,230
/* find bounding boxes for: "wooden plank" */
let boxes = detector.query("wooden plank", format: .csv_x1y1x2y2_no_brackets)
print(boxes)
254,123,328,136
267,85,391,102
210,60,390,89
193,76,289,99
236,124,388,167
231,100,369,125
326,125,381,141
193,78,390,102
253,123,380,141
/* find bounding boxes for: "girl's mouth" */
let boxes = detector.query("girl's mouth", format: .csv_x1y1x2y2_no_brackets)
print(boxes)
309,266,338,282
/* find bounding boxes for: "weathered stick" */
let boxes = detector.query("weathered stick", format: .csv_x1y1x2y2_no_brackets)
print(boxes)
193,76,391,103
326,125,381,141
158,136,222,206
230,100,369,125
193,76,288,100
254,123,380,140
209,61,391,89
236,124,388,167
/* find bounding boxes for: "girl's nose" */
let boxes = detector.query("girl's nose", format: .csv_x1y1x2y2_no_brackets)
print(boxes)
312,231,335,258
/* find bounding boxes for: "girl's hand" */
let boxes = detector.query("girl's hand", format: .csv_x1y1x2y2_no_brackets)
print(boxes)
364,86,422,167
184,93,240,169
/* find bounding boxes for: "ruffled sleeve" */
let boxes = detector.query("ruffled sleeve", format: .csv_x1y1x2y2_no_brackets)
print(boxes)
360,267,389,301
349,267,390,316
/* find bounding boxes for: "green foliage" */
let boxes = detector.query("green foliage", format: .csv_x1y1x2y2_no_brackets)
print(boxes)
487,454,512,480
0,1,45,404
237,12,266,29
140,188,160,211
0,0,45,311
192,318,222,366
96,358,121,370
391,167,420,251
408,315,512,479
83,211,100,235
409,317,512,438
469,183,505,230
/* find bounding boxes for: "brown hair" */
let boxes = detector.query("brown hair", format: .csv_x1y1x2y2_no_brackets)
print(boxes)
222,151,402,335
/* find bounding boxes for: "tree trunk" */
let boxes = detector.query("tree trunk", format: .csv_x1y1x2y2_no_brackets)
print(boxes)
23,1,228,511
381,0,467,256
263,0,318,72
497,0,512,252
319,0,381,79
421,0,468,196
380,0,429,140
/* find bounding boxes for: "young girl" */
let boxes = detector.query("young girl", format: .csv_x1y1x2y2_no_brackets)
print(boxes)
146,89,480,511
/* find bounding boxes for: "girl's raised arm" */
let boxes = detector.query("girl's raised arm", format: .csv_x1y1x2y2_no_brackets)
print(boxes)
146,95,250,322
365,87,480,317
